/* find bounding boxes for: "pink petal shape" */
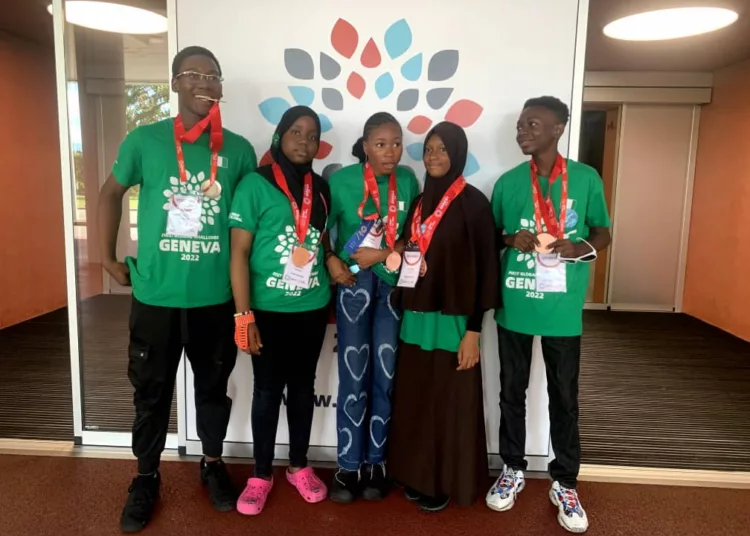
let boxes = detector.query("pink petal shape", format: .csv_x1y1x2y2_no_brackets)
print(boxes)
331,19,358,59
407,115,433,135
360,38,382,68
347,72,366,99
316,141,333,160
444,99,484,128
259,150,274,166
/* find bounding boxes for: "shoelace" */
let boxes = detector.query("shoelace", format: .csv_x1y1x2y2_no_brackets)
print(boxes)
335,469,360,486
498,469,517,491
559,488,581,515
370,463,386,479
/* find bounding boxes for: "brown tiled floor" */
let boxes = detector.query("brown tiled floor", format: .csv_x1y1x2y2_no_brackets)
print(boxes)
0,455,748,536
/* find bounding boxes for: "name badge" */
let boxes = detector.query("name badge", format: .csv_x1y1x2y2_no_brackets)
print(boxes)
344,219,383,254
397,245,422,288
282,245,315,289
166,193,202,238
535,253,567,293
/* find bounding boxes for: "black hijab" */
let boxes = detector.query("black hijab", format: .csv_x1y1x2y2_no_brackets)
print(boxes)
256,105,330,232
398,122,499,318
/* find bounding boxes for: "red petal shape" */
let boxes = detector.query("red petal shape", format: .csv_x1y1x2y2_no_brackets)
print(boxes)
259,150,274,166
360,38,381,68
407,115,433,135
316,141,333,160
331,19,358,59
444,99,483,128
347,72,366,99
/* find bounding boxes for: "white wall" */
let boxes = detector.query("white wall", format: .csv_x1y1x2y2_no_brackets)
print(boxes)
178,0,587,470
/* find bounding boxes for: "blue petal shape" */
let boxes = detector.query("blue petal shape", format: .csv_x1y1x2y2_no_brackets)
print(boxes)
319,114,333,133
258,97,291,125
384,19,412,60
406,142,423,161
375,73,394,99
401,53,422,82
464,152,480,176
288,86,314,106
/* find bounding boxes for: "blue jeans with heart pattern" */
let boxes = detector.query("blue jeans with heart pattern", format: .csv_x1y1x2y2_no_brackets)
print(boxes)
336,268,401,471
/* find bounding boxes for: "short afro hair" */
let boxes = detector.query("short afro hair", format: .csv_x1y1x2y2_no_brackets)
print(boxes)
523,96,570,125
171,46,222,78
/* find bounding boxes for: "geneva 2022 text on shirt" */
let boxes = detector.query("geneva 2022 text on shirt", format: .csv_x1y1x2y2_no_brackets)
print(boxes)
229,174,331,313
492,159,611,337
327,163,421,286
112,118,258,308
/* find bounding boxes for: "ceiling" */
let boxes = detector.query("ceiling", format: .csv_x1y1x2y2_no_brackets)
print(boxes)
1,0,749,72
586,0,750,71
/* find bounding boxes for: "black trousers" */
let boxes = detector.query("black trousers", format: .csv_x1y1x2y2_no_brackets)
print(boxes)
251,307,329,478
497,325,581,489
128,297,237,474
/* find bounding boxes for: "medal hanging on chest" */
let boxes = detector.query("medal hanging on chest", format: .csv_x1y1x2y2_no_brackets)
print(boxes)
397,176,466,287
272,164,319,289
529,155,568,293
166,104,224,238
173,103,224,199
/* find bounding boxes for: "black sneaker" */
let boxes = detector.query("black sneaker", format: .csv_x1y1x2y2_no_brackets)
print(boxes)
418,494,450,513
200,458,237,512
120,472,160,533
330,469,360,503
403,486,422,502
362,463,390,501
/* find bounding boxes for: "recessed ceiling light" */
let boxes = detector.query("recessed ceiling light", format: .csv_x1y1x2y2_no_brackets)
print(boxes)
47,1,168,35
603,7,738,41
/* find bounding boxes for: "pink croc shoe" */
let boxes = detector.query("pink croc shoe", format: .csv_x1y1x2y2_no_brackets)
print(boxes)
286,467,327,503
237,477,273,516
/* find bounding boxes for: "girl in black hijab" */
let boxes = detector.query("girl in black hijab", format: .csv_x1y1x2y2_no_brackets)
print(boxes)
388,122,499,511
230,106,332,515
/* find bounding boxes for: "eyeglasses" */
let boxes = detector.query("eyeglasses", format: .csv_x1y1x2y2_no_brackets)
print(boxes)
175,71,224,84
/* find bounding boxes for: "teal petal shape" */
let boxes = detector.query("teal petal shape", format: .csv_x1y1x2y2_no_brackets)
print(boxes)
288,86,314,106
464,152,480,176
258,97,291,125
406,142,423,161
384,19,412,60
319,114,333,133
401,53,422,82
375,73,395,99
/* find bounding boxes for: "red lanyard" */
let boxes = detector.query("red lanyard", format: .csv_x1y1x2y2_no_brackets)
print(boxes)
173,103,223,189
530,154,568,239
272,163,314,245
410,176,467,254
358,163,398,249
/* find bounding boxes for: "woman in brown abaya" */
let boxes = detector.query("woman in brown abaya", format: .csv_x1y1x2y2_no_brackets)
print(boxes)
388,122,499,511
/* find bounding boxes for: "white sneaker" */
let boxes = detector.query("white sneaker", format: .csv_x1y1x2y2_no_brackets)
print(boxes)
485,465,525,512
549,481,589,533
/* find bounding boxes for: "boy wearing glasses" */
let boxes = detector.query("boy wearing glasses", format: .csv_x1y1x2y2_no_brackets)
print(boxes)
485,97,611,534
98,46,257,532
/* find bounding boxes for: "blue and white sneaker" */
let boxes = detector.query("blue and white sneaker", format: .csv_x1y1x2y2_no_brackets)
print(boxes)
549,481,589,533
485,465,525,512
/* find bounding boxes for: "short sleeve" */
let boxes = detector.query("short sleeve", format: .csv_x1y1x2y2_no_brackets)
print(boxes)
490,175,504,229
228,174,261,234
585,171,612,228
112,128,143,188
410,172,421,201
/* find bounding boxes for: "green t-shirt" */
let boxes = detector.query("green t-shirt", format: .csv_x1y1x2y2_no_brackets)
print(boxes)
112,118,257,308
328,164,420,286
228,174,331,313
491,159,611,337
400,310,468,353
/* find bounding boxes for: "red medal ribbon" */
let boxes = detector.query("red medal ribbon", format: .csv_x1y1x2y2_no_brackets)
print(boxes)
272,163,314,246
173,103,224,190
410,176,467,254
530,154,568,239
358,163,398,249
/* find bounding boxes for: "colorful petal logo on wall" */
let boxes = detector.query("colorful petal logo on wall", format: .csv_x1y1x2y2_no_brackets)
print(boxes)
257,18,484,177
